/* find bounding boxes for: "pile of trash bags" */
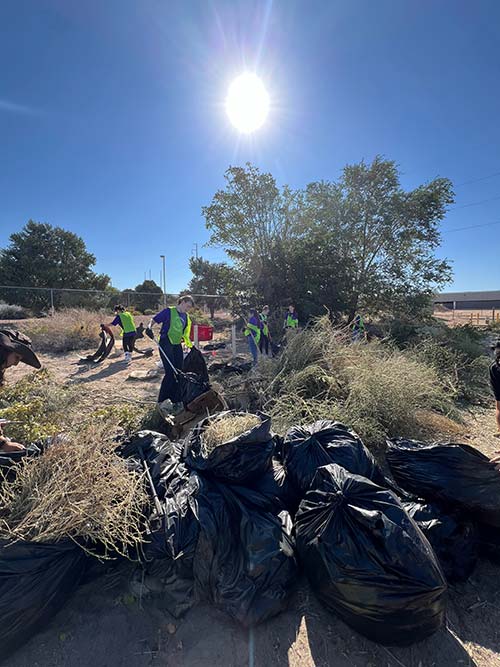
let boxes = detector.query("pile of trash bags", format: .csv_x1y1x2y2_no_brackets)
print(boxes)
125,413,298,627
3,417,500,658
124,418,486,646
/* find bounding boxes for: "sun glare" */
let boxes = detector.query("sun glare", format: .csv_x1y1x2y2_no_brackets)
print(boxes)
225,73,270,133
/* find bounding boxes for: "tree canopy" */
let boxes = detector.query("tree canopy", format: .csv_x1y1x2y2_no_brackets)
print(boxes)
188,257,241,318
202,159,454,321
0,221,111,310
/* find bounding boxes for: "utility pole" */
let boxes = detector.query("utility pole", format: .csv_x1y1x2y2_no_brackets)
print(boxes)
160,255,166,307
192,243,199,259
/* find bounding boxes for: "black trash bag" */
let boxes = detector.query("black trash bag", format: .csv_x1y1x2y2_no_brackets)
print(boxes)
283,420,385,495
184,411,275,485
0,442,44,483
250,459,300,515
387,438,500,528
295,464,447,646
194,480,297,627
118,431,188,500
142,473,201,618
402,500,478,582
183,347,209,384
178,372,210,407
476,523,500,564
0,539,87,660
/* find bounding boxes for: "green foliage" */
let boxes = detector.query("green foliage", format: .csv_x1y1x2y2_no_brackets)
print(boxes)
92,404,147,434
0,221,111,311
203,159,454,322
388,319,489,403
132,280,163,313
0,370,75,442
188,257,241,317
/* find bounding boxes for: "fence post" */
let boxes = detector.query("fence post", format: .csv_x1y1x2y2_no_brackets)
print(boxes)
231,324,237,358
194,324,199,348
50,289,55,316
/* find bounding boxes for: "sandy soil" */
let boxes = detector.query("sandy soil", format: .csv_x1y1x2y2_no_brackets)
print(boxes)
3,344,500,667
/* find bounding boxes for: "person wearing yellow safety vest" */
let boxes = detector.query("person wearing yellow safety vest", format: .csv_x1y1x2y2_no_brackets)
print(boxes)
259,305,271,356
147,295,194,405
244,308,261,365
284,304,299,330
108,305,137,364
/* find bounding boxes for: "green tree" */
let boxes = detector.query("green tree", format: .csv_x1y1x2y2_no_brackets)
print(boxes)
203,159,454,322
133,280,163,312
202,163,303,310
0,221,111,311
302,157,454,319
188,257,241,318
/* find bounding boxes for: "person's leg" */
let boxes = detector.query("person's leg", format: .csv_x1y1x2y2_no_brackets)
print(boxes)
158,338,178,403
263,335,269,355
496,400,500,435
259,336,264,354
248,336,258,365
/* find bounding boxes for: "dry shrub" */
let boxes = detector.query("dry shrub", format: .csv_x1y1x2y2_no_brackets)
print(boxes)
202,412,261,453
0,422,147,557
19,309,103,353
266,316,456,445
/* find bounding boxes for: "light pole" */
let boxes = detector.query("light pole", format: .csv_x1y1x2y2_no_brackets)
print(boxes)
160,255,166,307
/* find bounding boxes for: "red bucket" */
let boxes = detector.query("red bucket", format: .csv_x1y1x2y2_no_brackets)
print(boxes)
190,324,214,342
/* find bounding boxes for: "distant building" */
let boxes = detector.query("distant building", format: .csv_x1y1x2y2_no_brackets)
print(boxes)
434,290,500,310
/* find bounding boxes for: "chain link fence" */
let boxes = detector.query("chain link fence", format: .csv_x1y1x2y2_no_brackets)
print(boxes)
0,285,236,319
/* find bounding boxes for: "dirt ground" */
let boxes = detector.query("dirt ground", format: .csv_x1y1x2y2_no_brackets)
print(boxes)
3,343,500,667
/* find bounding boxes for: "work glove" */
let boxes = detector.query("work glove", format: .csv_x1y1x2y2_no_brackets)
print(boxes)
145,327,155,340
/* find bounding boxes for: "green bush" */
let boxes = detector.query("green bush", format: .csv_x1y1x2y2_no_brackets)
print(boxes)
0,370,75,442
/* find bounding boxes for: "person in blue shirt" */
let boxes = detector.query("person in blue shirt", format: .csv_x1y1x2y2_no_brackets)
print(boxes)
244,309,261,365
106,305,137,364
147,295,194,405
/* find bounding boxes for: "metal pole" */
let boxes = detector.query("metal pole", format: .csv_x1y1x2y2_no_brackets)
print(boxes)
194,324,199,348
50,289,55,315
231,324,237,358
160,255,166,308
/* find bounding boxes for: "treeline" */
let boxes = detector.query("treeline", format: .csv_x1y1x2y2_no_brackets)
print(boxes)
194,156,454,323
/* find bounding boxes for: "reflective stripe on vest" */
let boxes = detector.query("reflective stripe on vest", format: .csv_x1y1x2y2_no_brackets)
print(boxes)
119,311,136,334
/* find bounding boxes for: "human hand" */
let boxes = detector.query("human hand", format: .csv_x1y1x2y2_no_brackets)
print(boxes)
0,440,25,453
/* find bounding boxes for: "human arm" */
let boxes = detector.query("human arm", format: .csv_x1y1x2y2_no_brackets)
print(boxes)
0,423,25,452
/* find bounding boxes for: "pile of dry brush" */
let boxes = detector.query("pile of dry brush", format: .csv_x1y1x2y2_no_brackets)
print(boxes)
255,317,458,445
0,423,147,558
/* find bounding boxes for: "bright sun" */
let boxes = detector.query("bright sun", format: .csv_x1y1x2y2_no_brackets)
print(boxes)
225,73,270,133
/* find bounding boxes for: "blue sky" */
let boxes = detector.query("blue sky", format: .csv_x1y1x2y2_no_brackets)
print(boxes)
1,0,499,293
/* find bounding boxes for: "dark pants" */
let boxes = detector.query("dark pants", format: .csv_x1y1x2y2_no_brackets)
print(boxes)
259,333,269,355
123,334,136,353
158,337,183,403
